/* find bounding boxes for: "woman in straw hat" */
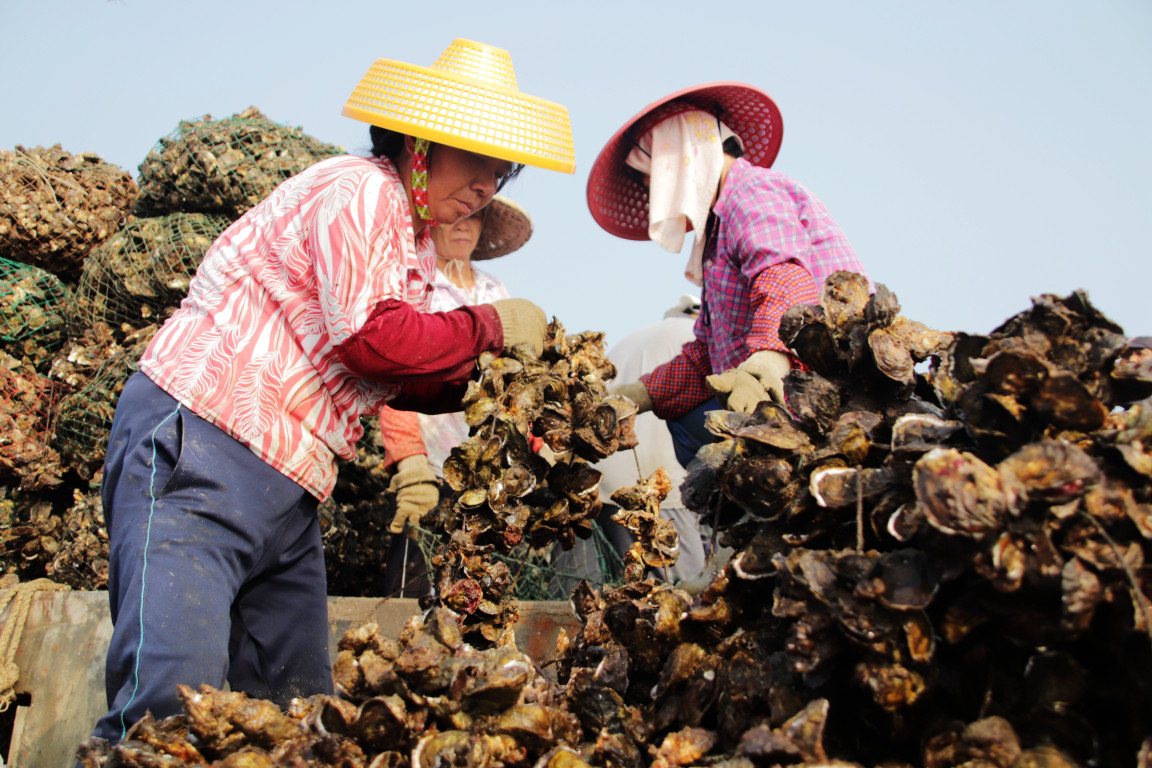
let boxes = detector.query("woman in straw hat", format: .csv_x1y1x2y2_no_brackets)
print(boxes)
376,196,533,595
90,39,574,744
587,83,868,467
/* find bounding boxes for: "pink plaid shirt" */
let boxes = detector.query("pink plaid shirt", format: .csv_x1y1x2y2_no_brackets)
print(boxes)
643,159,867,419
139,155,435,500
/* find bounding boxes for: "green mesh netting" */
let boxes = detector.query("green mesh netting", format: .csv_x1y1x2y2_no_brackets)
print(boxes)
0,144,137,281
0,256,70,372
134,107,345,218
413,521,626,602
69,213,230,333
52,327,157,479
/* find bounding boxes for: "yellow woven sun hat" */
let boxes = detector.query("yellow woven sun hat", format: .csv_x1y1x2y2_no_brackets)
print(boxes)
343,39,575,174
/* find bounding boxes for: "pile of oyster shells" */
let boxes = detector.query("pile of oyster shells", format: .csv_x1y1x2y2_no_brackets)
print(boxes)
0,144,137,280
78,607,588,768
0,114,360,593
561,271,1152,767
133,106,343,218
0,256,70,373
70,212,231,331
420,319,644,646
318,418,398,599
71,273,1152,767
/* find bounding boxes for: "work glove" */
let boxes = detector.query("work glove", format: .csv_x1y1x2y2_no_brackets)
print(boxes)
706,350,791,414
611,380,654,414
490,298,548,357
388,455,440,537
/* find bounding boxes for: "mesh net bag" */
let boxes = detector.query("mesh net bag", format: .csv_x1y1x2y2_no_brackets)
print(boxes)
0,352,64,489
134,107,344,218
0,144,137,280
0,256,70,373
70,213,230,332
51,324,157,479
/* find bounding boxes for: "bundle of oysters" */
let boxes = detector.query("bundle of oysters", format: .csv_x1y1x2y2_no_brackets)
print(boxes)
559,272,1152,767
420,319,644,646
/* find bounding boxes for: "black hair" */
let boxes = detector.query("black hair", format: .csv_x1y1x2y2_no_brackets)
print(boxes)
723,135,745,159
369,125,405,160
369,125,523,192
496,163,524,192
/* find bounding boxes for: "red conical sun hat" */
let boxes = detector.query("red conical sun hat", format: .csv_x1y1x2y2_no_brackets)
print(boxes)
586,82,784,240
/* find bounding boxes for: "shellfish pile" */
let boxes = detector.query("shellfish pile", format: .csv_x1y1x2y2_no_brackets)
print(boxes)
68,273,1152,768
78,607,586,768
0,114,369,594
133,106,343,218
0,144,137,280
420,320,644,646
69,212,231,331
559,271,1152,767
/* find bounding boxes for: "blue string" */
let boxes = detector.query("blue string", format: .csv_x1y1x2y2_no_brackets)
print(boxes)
118,403,180,739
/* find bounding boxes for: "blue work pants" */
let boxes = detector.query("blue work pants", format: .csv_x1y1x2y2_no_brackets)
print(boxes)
91,372,332,743
667,396,722,468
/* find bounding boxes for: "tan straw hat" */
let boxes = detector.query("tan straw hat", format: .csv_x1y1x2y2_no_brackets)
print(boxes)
343,39,575,174
473,196,533,261
586,82,783,240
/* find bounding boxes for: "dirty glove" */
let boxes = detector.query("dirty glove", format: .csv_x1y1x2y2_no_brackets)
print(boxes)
706,350,791,413
388,455,440,536
491,298,548,357
610,380,654,414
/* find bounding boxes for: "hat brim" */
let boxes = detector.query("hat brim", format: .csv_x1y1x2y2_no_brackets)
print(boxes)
1128,336,1152,351
472,195,533,261
586,82,783,240
343,58,576,173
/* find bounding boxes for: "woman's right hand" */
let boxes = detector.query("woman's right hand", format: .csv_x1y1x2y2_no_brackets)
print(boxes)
490,298,548,356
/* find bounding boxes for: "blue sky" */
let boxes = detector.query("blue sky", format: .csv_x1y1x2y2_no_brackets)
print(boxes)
2,1,1149,349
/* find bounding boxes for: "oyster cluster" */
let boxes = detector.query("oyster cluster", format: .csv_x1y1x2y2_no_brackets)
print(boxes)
612,271,1151,766
51,323,158,479
134,106,344,218
0,113,376,594
319,418,399,598
608,467,679,581
0,256,70,372
78,607,584,768
0,144,137,280
421,320,641,646
0,351,64,491
70,212,230,331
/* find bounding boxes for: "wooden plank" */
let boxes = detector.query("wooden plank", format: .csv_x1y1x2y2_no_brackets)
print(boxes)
8,591,112,768
3,592,579,768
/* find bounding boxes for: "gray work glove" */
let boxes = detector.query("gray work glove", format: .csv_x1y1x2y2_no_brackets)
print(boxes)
388,455,440,537
706,350,791,413
610,380,654,414
490,298,548,357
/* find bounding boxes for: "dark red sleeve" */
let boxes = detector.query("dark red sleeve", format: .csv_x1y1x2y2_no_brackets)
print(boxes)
335,299,504,383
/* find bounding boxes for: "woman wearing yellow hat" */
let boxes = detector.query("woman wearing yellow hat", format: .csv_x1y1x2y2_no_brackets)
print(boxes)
90,40,574,743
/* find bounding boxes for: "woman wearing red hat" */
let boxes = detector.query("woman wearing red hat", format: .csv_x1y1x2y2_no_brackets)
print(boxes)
587,83,869,466
91,40,574,744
